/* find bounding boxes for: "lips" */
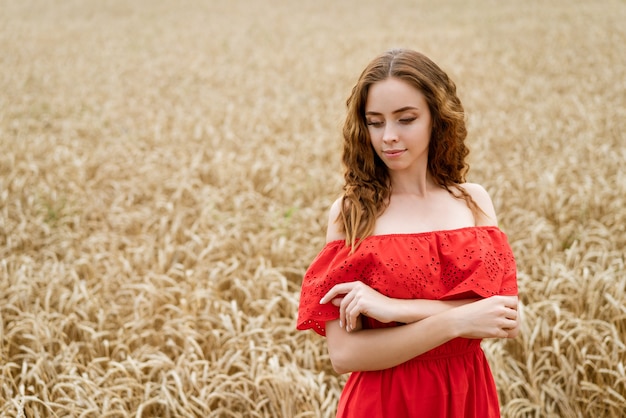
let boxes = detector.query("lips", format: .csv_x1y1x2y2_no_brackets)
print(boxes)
383,149,406,157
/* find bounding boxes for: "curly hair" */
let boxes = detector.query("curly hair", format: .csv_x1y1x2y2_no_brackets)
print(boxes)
340,49,480,249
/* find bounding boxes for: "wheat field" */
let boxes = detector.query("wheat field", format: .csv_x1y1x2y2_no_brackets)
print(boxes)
1,0,625,417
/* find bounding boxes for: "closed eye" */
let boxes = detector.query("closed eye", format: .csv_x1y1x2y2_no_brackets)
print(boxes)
366,121,384,127
399,117,417,124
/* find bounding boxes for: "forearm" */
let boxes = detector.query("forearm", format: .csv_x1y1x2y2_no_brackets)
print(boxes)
391,298,477,323
326,312,458,374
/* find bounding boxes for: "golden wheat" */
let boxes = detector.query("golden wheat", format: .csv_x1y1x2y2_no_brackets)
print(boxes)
1,0,625,416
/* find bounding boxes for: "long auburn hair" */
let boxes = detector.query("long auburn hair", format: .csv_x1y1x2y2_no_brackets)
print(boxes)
340,48,480,249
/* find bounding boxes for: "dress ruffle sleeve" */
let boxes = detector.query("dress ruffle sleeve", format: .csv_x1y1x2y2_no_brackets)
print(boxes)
438,227,518,300
296,241,356,336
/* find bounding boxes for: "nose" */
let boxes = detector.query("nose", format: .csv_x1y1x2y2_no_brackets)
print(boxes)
382,123,398,143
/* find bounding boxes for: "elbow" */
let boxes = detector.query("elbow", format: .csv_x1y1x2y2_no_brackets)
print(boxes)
331,363,350,375
325,320,362,374
328,345,356,374
329,351,352,375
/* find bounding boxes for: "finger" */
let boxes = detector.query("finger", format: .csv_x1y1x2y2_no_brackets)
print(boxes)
502,317,518,330
338,292,355,332
345,308,356,332
339,291,356,330
502,295,519,309
330,297,343,307
503,321,519,332
320,282,357,304
503,321,520,338
345,294,364,332
345,298,358,332
505,307,518,320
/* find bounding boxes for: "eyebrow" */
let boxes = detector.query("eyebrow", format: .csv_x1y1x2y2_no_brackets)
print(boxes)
365,106,420,116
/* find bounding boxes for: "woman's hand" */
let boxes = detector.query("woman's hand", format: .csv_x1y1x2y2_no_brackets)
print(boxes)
449,295,519,339
320,281,398,332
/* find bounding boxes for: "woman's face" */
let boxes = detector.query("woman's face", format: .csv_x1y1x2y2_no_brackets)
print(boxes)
364,77,432,173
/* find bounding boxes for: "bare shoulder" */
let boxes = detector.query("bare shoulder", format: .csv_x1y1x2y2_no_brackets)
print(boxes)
326,196,346,243
461,183,498,226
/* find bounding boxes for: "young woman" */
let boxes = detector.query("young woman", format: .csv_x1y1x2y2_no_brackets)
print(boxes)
297,49,519,417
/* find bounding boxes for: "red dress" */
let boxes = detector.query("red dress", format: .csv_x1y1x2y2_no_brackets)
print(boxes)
297,226,518,418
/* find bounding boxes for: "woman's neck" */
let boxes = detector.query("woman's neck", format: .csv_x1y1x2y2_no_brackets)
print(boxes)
388,168,437,197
